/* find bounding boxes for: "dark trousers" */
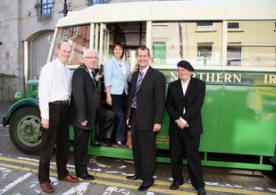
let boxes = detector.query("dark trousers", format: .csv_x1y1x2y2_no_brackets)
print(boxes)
111,93,126,142
169,125,204,189
131,110,156,185
74,107,114,175
96,107,115,140
74,128,89,176
38,103,70,183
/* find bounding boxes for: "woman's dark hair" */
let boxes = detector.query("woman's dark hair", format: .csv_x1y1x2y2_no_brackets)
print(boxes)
112,42,125,59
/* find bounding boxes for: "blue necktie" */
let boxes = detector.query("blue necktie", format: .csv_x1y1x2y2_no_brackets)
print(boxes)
131,71,144,109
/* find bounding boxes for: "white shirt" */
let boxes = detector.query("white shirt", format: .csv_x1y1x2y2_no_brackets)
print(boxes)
179,77,191,124
39,59,72,120
88,67,94,78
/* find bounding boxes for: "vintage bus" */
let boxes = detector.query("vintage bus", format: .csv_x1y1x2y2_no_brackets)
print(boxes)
2,0,276,171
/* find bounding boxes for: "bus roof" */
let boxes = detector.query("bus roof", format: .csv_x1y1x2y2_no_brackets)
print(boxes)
56,0,276,27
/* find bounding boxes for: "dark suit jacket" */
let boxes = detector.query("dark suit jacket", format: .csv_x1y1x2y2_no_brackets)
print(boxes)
127,67,165,131
166,77,206,136
71,64,97,129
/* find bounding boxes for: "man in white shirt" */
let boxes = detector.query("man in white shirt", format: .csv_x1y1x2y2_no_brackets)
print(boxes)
166,60,206,195
38,41,78,193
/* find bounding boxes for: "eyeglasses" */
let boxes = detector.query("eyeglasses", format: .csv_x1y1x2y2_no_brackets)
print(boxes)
84,56,98,59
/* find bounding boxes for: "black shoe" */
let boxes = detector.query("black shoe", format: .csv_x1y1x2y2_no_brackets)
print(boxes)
170,180,184,190
137,183,153,191
197,187,206,195
116,141,128,148
77,173,95,180
104,139,113,146
126,174,139,180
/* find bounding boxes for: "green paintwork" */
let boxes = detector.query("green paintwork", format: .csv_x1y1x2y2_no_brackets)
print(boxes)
3,98,39,125
16,114,41,147
26,80,38,99
274,145,276,165
15,91,25,101
3,69,276,170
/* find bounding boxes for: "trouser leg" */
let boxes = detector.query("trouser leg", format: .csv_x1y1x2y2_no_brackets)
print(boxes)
169,126,184,183
74,127,90,176
183,134,204,189
111,94,127,142
137,131,156,185
96,107,115,140
56,104,70,179
38,103,59,183
131,127,142,178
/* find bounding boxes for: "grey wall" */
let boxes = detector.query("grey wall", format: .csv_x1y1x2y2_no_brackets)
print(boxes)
0,0,20,76
0,0,21,101
0,0,89,101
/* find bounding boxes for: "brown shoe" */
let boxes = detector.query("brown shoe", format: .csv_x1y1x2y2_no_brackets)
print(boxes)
39,181,54,193
59,175,79,183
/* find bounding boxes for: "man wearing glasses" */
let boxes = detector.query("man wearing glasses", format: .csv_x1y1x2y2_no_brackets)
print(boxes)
71,49,114,180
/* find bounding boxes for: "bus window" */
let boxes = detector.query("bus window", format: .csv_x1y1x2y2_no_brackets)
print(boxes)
151,21,222,68
51,25,90,65
227,20,276,67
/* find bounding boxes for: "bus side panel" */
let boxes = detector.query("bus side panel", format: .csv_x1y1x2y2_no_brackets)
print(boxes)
221,85,276,156
200,84,224,152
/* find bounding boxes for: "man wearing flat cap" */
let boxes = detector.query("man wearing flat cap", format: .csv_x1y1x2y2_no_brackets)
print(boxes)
166,60,206,195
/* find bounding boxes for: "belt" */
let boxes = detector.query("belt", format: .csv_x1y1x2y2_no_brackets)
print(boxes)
52,100,69,105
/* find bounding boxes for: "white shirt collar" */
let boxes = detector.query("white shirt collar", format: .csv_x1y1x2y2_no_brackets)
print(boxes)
181,76,191,85
139,65,150,76
55,58,66,67
87,67,94,78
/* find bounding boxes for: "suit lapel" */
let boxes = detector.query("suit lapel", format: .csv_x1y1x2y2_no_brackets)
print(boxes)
176,79,184,99
91,76,96,88
139,66,153,92
79,64,96,88
131,71,139,97
185,77,194,97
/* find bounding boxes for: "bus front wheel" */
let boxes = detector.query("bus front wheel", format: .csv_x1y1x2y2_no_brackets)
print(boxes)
9,107,42,154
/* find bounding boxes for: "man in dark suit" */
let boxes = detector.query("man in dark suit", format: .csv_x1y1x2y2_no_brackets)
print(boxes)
166,60,206,195
71,49,115,180
126,46,165,191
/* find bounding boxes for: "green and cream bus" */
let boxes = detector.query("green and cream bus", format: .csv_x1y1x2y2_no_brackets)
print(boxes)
3,0,276,171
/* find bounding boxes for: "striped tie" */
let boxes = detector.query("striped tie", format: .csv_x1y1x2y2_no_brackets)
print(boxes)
131,71,144,109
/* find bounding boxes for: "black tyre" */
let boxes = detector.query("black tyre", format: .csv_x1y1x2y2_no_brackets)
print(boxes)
9,106,42,154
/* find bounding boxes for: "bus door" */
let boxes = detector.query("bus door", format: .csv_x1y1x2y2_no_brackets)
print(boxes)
95,22,146,67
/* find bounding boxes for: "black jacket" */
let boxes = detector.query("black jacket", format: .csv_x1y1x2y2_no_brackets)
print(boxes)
71,64,97,129
166,77,206,136
127,67,165,131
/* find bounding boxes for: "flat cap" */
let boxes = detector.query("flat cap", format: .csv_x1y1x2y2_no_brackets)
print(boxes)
177,60,194,71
